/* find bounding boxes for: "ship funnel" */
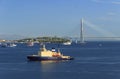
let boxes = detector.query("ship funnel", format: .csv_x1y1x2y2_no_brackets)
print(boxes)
52,48,55,52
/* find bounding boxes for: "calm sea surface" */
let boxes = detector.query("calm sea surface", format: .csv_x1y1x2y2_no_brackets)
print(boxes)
0,41,120,79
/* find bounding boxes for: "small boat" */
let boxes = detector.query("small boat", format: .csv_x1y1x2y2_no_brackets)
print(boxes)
27,45,74,61
8,43,17,47
63,41,72,45
27,41,34,46
0,43,8,48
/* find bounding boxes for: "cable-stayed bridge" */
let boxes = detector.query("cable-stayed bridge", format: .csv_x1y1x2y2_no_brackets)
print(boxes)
67,19,120,41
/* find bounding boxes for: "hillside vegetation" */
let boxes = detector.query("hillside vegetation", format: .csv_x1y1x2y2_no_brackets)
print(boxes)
17,36,70,43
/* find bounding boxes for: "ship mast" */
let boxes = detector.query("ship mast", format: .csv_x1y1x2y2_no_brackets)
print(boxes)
80,18,84,43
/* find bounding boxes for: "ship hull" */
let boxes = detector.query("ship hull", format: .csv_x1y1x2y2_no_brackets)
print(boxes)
27,55,74,61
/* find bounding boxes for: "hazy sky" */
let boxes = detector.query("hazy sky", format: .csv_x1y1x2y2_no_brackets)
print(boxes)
0,0,120,38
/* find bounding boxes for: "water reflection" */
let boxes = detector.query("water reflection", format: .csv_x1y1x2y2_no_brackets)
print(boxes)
40,60,69,79
41,61,59,72
40,60,68,71
41,60,66,64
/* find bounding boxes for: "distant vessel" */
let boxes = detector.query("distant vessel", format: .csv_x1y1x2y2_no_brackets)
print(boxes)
27,45,74,61
0,43,17,47
63,41,72,45
0,43,8,47
27,41,34,46
8,43,17,47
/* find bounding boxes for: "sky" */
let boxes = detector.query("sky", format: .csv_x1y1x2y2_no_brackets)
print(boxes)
0,0,120,39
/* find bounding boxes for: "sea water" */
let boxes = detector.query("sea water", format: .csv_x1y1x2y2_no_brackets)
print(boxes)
0,41,120,79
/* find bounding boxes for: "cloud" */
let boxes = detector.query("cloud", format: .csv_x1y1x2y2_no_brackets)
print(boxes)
111,1,120,5
97,12,116,21
91,0,100,2
91,0,103,3
92,0,120,5
107,12,116,16
99,17,113,21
